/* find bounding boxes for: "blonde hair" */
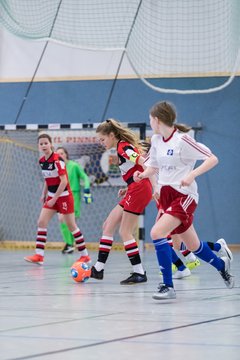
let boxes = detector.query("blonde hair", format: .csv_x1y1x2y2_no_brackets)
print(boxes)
150,101,191,133
96,118,140,148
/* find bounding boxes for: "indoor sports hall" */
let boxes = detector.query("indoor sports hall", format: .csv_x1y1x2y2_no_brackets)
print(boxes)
0,1,239,360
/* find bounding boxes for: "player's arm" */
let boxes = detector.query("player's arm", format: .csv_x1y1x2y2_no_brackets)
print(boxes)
120,143,143,165
149,172,159,202
180,135,218,187
133,166,157,182
181,154,218,187
40,182,48,203
78,165,91,189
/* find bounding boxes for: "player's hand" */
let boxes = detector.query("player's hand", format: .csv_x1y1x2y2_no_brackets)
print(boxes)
180,172,195,187
84,189,92,204
118,188,127,197
40,195,46,204
133,170,143,182
155,207,164,222
46,198,56,208
152,190,160,203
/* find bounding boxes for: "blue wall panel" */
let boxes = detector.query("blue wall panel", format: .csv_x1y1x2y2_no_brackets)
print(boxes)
0,76,239,244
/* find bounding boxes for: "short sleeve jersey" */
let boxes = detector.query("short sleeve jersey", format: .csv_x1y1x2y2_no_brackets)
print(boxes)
117,140,144,185
39,152,71,197
146,129,212,202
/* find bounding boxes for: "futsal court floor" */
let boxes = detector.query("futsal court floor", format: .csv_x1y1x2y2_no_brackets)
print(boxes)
0,248,239,360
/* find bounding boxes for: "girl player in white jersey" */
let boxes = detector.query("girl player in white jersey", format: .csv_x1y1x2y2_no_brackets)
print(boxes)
134,101,234,299
24,134,90,265
90,119,152,284
141,140,201,279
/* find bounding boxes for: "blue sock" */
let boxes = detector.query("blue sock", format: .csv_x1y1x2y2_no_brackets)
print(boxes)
171,247,186,271
207,241,221,252
153,238,173,287
213,243,221,251
194,241,224,271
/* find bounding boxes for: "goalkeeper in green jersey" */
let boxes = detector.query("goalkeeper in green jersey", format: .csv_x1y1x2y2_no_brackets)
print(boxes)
56,147,92,254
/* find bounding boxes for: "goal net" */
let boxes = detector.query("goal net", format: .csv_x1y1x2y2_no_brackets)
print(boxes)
0,123,146,248
0,0,240,93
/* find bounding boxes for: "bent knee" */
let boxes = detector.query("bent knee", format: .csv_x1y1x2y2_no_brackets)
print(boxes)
150,227,167,240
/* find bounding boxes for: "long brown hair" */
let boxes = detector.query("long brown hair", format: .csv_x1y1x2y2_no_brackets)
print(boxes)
150,101,191,133
96,118,140,148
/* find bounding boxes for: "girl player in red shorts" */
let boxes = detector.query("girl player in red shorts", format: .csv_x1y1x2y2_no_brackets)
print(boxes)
90,119,153,284
134,101,234,299
24,133,90,265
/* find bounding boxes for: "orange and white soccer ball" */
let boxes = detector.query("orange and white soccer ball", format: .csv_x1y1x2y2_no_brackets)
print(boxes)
70,261,91,283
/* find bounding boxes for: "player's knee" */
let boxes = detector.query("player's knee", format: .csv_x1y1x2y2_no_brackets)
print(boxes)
150,227,164,240
119,227,131,239
102,219,115,235
37,219,47,228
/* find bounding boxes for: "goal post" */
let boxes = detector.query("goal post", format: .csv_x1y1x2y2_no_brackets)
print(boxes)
0,122,146,251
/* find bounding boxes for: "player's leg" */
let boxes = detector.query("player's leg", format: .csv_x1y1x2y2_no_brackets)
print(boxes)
207,239,233,262
119,180,152,285
59,213,74,254
182,225,234,288
91,204,123,280
167,237,191,278
24,208,56,265
171,249,191,280
60,191,81,254
57,193,89,263
151,213,181,299
171,236,200,271
119,211,147,285
64,212,90,263
181,248,201,270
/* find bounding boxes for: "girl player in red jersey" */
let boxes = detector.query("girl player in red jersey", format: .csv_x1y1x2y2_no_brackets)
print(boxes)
134,101,234,299
24,134,90,265
90,119,153,284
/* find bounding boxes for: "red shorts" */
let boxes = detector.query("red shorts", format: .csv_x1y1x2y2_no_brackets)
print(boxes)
43,194,74,214
158,186,197,234
119,178,152,215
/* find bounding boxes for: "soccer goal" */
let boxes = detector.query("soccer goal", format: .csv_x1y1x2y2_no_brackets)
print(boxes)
0,123,146,249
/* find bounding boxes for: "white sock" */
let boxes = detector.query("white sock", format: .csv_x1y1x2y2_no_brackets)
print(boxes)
185,252,197,263
133,264,144,275
95,261,105,271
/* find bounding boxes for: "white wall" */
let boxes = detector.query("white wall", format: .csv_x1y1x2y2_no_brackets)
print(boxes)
0,27,135,81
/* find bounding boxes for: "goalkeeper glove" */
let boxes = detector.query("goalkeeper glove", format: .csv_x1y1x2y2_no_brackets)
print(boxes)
83,189,92,204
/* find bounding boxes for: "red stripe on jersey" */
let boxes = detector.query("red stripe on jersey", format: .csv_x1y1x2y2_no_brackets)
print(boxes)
182,135,211,157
